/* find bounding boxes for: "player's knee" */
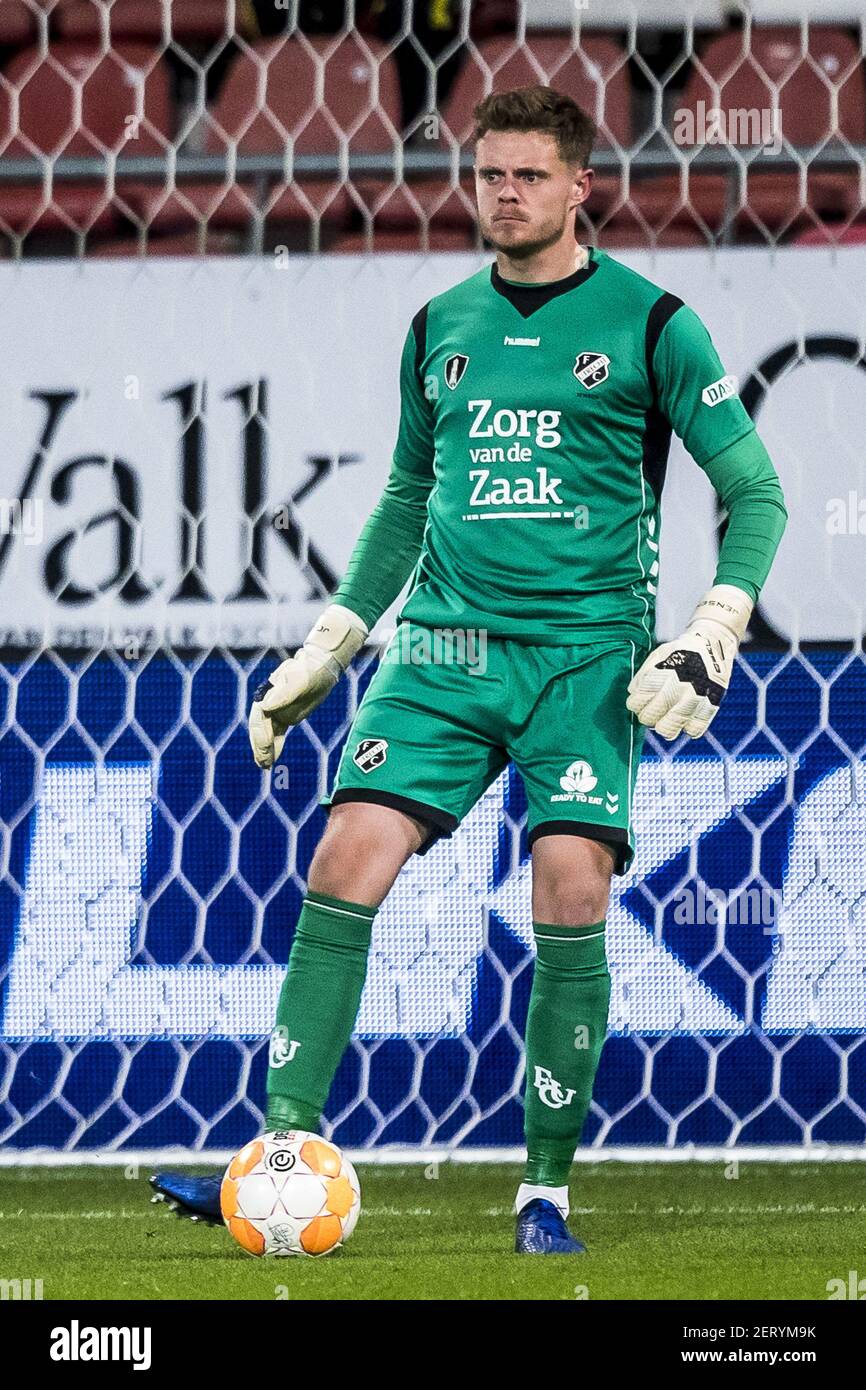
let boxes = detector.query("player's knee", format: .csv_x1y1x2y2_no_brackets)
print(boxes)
531,834,615,925
308,801,426,906
537,884,610,927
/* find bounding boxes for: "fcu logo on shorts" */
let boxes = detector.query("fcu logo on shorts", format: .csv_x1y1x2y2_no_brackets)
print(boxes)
353,738,388,773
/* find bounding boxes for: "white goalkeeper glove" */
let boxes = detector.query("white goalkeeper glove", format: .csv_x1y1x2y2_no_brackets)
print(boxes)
626,584,753,740
248,603,369,769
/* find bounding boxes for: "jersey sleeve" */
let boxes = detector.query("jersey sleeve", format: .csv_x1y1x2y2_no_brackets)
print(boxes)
392,316,437,486
702,430,788,602
651,300,786,603
331,319,436,630
652,301,755,466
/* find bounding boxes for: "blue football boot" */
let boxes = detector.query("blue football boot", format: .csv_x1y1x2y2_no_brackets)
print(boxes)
149,1170,224,1226
515,1198,587,1254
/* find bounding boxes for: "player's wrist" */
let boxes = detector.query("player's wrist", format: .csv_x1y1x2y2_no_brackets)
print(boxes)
687,584,753,644
303,603,369,680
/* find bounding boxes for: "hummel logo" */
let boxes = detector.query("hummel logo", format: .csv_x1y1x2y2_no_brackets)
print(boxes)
504,335,540,347
605,792,620,815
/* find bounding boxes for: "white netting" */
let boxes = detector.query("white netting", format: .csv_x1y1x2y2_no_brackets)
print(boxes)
0,0,864,1156
0,0,863,256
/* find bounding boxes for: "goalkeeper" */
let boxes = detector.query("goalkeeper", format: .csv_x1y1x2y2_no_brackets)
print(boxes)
151,84,786,1253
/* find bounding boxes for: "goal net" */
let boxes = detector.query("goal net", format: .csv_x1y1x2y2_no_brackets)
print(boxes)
0,0,864,1159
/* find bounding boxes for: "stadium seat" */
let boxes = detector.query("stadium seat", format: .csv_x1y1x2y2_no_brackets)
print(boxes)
87,228,242,255
0,41,172,237
139,33,402,242
56,1,243,44
0,2,41,46
597,222,713,250
330,227,477,253
793,219,866,246
371,34,633,234
458,35,632,149
591,187,730,248
621,26,866,239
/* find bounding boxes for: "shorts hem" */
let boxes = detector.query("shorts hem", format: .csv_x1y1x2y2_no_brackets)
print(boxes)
527,819,633,876
327,788,459,855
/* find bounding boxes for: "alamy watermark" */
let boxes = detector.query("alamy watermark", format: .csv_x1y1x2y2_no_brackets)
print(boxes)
1,1276,44,1299
50,1322,151,1370
673,884,781,931
0,497,42,544
382,624,488,675
673,101,782,155
826,491,866,535
827,1270,866,1299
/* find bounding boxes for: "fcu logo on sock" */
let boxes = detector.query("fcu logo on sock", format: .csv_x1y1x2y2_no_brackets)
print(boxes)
269,1027,301,1069
533,1065,576,1110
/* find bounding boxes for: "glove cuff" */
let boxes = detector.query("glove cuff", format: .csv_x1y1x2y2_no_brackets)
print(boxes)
303,603,369,682
688,584,753,644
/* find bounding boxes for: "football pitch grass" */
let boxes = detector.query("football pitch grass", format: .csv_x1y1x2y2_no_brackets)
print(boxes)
1,1161,863,1301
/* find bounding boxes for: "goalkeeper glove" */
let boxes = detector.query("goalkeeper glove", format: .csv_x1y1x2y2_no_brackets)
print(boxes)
248,603,369,768
626,584,752,740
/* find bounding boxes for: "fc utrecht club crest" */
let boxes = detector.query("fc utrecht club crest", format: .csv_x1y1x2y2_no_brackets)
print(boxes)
353,737,388,773
444,353,469,389
573,351,611,389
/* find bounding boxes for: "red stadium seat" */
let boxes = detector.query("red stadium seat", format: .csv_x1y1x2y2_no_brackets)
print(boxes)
449,35,631,147
87,228,242,255
140,34,402,239
330,227,477,253
0,2,42,46
56,1,242,43
374,33,633,232
597,222,714,250
622,26,866,238
0,40,172,236
794,219,866,246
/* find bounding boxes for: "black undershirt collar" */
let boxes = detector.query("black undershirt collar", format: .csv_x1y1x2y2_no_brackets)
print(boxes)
490,248,599,318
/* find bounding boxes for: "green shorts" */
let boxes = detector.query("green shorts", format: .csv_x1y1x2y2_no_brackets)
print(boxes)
321,625,648,875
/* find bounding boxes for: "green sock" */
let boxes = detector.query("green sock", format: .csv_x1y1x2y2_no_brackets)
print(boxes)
523,921,611,1188
265,890,376,1133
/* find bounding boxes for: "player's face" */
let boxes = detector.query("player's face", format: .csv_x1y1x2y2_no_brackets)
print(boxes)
474,129,591,258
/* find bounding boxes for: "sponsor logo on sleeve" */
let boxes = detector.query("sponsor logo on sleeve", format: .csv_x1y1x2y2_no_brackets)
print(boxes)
701,373,738,407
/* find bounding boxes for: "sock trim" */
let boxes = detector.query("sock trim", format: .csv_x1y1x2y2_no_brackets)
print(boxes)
304,891,377,920
534,928,605,943
532,920,605,937
515,1182,569,1218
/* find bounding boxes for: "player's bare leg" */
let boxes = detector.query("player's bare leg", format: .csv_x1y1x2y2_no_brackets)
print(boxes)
150,802,429,1223
306,800,429,905
263,801,429,1133
515,834,615,1254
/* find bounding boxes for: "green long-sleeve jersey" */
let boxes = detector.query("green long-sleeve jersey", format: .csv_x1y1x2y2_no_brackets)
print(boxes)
334,247,787,647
